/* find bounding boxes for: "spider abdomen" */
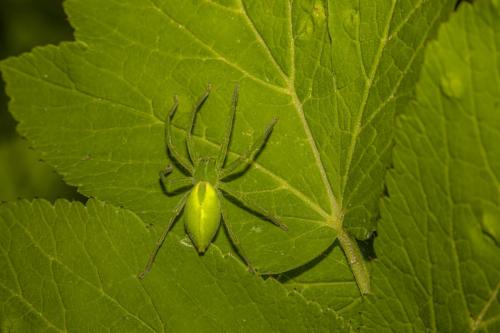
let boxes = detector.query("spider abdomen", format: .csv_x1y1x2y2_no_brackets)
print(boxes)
184,181,221,253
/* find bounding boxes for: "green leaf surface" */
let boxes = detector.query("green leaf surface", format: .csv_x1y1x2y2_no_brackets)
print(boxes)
356,2,500,331
0,199,349,332
0,0,455,292
2,0,498,331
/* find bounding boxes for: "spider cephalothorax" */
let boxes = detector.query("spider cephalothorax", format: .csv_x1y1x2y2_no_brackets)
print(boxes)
138,84,287,279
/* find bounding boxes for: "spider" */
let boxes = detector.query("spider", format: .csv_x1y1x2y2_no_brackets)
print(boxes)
138,84,288,279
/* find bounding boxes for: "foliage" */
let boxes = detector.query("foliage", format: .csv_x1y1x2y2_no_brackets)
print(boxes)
0,0,77,202
1,0,499,331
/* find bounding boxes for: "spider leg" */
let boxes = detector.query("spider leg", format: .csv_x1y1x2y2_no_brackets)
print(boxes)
216,84,238,170
138,192,190,279
165,96,194,174
159,164,174,181
217,190,256,274
186,85,211,163
219,117,278,179
160,176,193,193
218,183,288,231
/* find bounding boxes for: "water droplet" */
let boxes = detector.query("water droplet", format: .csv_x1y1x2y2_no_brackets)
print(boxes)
440,72,464,99
179,236,193,248
296,1,325,40
342,8,359,40
312,0,325,19
250,226,262,233
296,16,314,40
481,205,499,244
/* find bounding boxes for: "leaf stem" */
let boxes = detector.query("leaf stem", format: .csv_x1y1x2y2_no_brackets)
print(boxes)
336,227,371,295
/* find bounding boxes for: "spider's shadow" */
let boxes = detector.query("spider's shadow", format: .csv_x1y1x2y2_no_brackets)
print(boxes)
157,147,194,196
219,133,277,224
221,129,272,183
274,240,340,283
271,234,377,283
219,190,277,226
158,178,192,197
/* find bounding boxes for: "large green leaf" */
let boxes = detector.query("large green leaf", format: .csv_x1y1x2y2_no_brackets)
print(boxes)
356,1,500,331
0,199,348,332
0,0,454,295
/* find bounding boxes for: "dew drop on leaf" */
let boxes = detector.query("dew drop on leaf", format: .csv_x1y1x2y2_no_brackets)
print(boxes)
180,236,194,248
312,0,325,19
440,72,464,98
250,226,263,233
342,9,360,41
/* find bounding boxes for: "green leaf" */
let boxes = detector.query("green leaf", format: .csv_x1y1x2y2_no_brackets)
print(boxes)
356,2,500,331
0,0,456,295
0,199,349,332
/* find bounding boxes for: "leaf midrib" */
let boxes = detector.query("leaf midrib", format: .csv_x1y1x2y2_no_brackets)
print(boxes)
339,0,397,206
237,0,340,220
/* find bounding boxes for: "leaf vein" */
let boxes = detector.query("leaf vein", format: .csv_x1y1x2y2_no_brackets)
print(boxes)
239,0,290,80
146,0,288,93
13,215,158,333
0,281,65,333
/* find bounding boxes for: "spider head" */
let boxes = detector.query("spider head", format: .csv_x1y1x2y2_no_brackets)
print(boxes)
193,157,218,185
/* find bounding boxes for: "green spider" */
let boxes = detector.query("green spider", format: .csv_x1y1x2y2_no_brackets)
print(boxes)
138,84,288,279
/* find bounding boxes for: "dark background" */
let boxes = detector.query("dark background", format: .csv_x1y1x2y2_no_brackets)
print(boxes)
0,0,84,202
